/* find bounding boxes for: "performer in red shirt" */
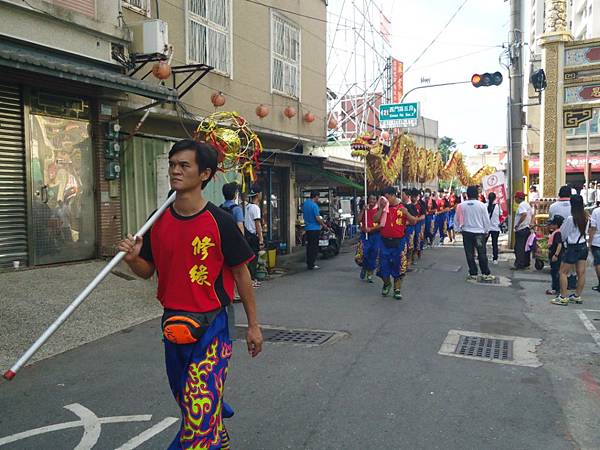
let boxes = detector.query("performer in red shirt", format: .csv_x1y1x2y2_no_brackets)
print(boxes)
357,194,383,282
434,190,449,246
447,191,458,243
377,186,418,300
424,189,437,247
411,188,427,260
118,140,262,450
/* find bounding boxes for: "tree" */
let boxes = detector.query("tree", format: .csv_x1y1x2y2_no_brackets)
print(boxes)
438,136,457,164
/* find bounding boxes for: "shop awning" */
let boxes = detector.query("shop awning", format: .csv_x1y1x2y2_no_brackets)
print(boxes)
0,40,178,102
295,162,363,190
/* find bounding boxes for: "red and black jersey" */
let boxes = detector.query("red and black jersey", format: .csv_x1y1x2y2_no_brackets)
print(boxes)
448,194,457,208
362,205,379,228
140,202,255,313
426,198,437,214
415,200,425,216
381,203,407,238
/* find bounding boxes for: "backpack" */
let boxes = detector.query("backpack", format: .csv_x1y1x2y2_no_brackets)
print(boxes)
220,202,239,215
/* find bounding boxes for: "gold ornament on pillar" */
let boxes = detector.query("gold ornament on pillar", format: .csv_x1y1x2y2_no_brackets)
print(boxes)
545,0,568,33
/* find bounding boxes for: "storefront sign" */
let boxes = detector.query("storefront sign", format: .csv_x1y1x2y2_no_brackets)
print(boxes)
528,153,600,174
482,171,508,220
564,108,593,128
391,58,404,103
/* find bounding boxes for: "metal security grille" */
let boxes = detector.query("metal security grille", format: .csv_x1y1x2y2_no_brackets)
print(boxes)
455,335,513,361
0,83,27,269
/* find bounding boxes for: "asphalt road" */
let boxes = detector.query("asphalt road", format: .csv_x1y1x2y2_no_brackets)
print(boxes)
0,242,595,449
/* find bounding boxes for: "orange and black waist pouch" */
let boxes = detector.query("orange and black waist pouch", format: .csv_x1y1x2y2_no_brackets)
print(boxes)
161,309,221,345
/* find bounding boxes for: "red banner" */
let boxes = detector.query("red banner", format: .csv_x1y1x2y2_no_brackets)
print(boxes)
483,172,509,221
391,58,404,103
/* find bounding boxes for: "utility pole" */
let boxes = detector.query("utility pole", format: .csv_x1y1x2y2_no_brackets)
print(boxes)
508,0,524,239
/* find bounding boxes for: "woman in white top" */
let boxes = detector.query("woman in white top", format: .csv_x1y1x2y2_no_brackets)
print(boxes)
552,194,589,306
485,192,501,264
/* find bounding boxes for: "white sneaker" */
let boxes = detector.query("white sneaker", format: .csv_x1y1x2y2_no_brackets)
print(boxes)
492,260,499,265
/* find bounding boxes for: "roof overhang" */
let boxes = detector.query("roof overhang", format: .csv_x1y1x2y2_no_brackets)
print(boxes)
0,38,178,102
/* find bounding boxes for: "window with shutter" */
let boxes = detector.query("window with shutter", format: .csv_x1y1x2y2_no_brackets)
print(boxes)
187,0,231,76
271,12,300,99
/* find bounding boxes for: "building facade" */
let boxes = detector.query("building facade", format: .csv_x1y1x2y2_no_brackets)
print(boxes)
0,0,328,269
524,0,600,187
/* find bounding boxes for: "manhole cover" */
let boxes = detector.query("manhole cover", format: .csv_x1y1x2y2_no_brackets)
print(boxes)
439,330,541,367
455,335,513,361
232,326,343,346
268,329,334,344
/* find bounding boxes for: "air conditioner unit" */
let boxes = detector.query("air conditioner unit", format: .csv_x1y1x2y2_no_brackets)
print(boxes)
130,19,169,55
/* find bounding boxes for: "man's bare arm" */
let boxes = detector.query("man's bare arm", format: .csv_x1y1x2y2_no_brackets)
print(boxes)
231,264,263,357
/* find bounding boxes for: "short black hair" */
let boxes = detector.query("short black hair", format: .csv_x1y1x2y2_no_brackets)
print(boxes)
410,188,420,197
383,186,397,196
558,185,571,198
168,139,218,189
310,190,320,198
466,185,479,199
222,182,239,201
402,188,411,196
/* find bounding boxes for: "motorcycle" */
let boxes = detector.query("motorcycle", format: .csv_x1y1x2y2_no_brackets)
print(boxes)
318,219,340,259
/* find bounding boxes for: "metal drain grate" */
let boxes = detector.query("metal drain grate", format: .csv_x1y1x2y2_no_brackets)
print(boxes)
455,335,513,360
268,329,334,345
232,326,337,346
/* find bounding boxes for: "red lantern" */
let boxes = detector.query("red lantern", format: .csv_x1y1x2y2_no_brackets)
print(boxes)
283,106,296,119
211,92,226,107
256,104,269,118
381,130,390,141
303,112,315,123
152,61,172,80
327,116,338,129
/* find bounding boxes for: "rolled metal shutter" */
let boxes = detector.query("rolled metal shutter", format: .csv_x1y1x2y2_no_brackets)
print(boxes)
0,83,27,268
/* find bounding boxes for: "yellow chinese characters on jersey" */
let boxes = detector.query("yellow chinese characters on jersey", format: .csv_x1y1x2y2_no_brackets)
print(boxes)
189,264,211,286
395,208,404,226
189,235,216,286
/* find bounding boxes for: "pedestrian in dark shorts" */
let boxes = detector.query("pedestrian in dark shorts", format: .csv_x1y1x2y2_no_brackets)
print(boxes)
588,205,600,292
551,195,589,306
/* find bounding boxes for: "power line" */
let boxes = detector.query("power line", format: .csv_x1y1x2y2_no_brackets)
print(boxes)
405,0,471,74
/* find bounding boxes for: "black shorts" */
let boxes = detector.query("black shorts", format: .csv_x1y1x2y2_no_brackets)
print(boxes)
563,243,588,264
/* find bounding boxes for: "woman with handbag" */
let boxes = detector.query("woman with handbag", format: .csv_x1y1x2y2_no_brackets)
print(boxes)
486,192,501,265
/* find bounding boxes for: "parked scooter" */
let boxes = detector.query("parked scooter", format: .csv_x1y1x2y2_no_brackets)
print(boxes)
318,219,340,259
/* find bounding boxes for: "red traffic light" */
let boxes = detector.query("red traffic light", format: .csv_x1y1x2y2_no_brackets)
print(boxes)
471,71,503,88
474,144,489,149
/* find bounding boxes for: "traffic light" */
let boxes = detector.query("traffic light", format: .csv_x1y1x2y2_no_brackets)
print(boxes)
530,69,547,92
471,71,503,88
474,144,489,149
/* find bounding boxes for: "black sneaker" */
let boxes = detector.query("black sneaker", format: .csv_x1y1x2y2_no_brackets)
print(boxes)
593,285,600,292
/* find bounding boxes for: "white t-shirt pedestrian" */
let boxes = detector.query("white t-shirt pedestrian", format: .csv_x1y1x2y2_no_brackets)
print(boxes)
455,199,491,234
489,204,501,232
244,203,261,235
590,208,600,247
560,215,589,244
529,191,540,202
515,201,533,231
549,199,571,220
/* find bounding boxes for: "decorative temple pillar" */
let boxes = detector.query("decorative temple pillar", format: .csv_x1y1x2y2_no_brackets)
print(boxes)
539,0,572,197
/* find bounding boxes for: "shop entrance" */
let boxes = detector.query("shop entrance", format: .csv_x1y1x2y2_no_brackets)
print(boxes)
28,100,96,265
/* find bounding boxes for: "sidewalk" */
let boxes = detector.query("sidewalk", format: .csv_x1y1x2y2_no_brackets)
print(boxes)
0,240,335,371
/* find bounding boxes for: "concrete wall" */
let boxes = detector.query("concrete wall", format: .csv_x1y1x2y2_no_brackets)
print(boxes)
122,0,327,143
0,0,127,64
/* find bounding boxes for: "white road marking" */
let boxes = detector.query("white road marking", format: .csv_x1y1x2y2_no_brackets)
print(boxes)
576,310,600,348
65,403,101,450
115,417,179,450
0,403,152,447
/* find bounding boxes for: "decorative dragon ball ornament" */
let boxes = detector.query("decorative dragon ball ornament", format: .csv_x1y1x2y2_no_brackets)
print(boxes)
194,111,263,184
350,131,494,189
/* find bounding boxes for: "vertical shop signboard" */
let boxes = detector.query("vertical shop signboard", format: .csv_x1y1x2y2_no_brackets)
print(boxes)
483,171,509,220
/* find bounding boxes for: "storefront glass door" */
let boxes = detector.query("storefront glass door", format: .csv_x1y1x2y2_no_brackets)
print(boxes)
29,114,96,264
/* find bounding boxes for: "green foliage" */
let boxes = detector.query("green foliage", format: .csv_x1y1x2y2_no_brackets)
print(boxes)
437,136,456,164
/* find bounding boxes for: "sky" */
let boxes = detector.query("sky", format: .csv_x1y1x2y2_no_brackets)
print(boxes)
327,0,512,155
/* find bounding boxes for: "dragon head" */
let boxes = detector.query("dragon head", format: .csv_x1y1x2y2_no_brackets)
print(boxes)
350,132,383,158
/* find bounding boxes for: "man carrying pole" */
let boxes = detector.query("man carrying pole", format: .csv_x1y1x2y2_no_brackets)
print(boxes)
118,139,263,450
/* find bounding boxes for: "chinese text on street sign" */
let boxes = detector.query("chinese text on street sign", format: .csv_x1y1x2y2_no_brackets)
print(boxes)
379,102,419,128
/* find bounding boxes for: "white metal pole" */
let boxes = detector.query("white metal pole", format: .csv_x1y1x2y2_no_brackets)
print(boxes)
3,192,177,380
